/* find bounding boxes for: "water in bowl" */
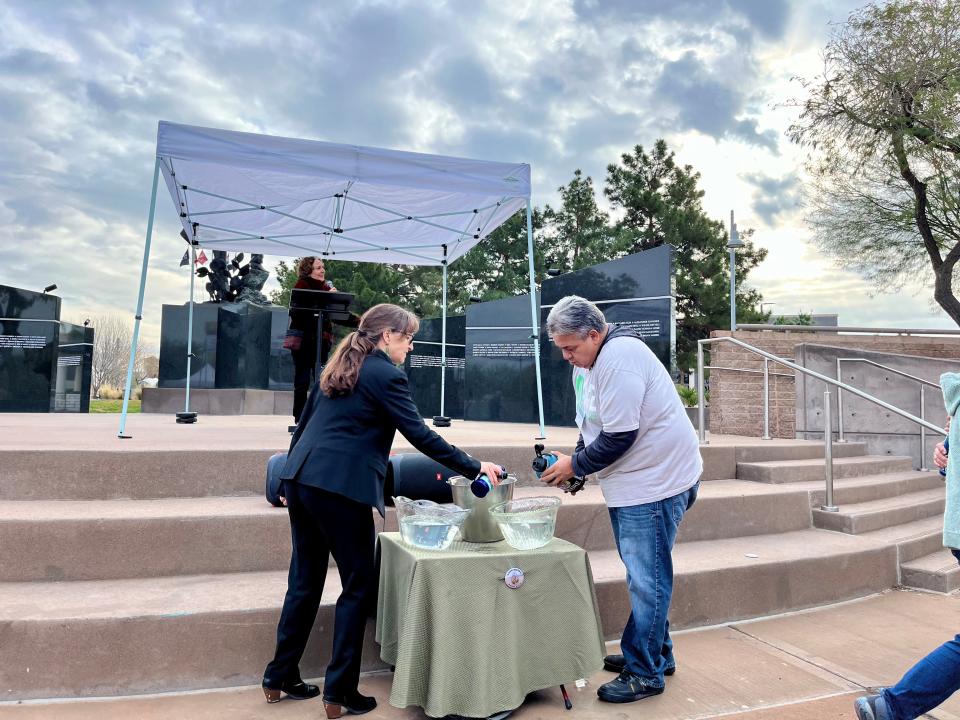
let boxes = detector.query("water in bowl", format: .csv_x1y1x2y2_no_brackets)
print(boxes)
498,517,555,550
399,516,460,551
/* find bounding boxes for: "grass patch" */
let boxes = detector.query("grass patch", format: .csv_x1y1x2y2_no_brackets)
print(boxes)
90,399,141,413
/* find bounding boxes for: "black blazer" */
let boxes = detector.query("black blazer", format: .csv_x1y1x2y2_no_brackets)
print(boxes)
280,349,480,515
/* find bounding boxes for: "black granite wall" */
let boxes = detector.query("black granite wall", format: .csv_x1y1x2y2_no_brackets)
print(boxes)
403,316,465,419
158,302,294,389
53,322,93,412
464,293,542,423
0,284,61,412
540,245,675,426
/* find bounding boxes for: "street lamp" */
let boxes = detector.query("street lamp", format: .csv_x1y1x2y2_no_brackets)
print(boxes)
760,302,776,317
727,210,743,331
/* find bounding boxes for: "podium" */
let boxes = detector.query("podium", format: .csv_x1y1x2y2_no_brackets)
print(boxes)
289,288,355,379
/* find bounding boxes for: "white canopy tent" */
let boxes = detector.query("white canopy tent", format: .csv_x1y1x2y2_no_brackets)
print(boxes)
118,121,545,436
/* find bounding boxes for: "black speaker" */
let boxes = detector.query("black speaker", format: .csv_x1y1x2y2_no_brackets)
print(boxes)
385,453,457,505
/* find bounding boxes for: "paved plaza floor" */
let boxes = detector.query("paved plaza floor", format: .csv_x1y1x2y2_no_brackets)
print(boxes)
2,589,958,719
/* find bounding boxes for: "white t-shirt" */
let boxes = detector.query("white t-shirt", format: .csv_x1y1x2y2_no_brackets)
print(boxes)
573,333,702,507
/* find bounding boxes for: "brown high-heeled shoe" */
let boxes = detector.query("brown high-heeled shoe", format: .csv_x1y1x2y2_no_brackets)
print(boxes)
322,690,377,718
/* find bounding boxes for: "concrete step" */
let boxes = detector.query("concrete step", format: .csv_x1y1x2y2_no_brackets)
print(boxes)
0,482,814,582
737,455,915,484
698,441,869,481
0,528,896,701
860,515,945,564
789,471,943,507
900,548,960,593
812,488,945,534
2,439,872,501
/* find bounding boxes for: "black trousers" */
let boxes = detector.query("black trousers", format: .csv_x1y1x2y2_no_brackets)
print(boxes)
291,338,331,424
263,483,376,698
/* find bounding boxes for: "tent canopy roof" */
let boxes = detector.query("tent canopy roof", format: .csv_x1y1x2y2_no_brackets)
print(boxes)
156,121,531,266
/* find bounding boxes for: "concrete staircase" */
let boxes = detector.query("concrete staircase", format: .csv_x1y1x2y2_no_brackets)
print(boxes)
0,439,941,702
737,452,954,593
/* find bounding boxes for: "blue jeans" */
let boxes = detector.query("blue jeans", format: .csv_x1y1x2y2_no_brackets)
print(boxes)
881,548,960,719
608,482,699,687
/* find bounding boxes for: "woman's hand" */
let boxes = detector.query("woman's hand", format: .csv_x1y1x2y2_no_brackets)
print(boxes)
539,451,574,486
935,442,948,470
477,460,505,485
326,284,337,292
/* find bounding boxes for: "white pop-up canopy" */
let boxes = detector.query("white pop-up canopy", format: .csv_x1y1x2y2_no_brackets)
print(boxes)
118,121,545,437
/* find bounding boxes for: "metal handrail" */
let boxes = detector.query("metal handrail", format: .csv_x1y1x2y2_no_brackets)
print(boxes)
737,324,960,336
696,336,947,512
836,358,941,471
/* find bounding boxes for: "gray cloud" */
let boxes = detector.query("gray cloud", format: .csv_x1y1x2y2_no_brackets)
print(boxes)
742,172,803,224
0,0,857,346
653,51,779,152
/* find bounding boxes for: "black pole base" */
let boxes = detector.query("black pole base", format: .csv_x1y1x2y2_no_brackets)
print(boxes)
175,412,198,424
432,416,451,428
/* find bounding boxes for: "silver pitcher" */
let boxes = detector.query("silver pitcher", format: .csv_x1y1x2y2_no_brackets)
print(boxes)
447,475,516,542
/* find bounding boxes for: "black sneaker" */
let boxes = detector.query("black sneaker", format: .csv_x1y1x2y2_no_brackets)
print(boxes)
603,653,675,676
597,670,664,703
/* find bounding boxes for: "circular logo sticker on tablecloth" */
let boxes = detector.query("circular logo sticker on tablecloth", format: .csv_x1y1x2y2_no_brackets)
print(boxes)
504,567,524,589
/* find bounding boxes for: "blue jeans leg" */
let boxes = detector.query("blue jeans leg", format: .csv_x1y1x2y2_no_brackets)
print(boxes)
609,483,698,687
879,547,960,719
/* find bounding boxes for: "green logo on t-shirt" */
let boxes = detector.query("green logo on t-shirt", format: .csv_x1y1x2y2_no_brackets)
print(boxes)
574,374,585,416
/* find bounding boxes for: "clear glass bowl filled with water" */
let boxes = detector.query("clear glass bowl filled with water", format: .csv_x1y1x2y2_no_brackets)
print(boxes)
397,503,472,551
488,496,561,550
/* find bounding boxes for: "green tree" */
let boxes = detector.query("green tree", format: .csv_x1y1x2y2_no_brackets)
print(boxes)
542,170,616,272
789,0,960,324
604,139,768,368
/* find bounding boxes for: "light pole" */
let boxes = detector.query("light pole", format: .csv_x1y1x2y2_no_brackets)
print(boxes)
760,302,776,318
727,210,743,331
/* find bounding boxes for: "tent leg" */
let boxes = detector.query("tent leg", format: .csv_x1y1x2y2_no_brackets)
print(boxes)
177,240,198,424
525,201,546,439
118,158,161,439
433,246,451,427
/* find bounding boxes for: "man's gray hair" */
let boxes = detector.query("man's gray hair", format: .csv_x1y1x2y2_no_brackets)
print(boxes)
545,296,606,338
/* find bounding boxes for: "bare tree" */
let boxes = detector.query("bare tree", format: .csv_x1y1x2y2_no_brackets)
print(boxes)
89,315,148,398
789,0,960,323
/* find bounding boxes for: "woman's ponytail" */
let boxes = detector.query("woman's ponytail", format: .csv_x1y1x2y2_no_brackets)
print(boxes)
319,304,419,396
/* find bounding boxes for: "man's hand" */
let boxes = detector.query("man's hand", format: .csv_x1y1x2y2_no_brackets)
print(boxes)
540,451,574,486
477,460,505,485
935,442,948,470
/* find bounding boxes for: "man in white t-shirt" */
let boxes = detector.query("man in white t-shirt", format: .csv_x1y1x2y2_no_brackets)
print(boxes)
540,295,702,704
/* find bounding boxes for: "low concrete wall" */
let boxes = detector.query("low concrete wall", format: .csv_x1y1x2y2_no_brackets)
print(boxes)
709,329,960,439
794,343,958,468
142,387,294,416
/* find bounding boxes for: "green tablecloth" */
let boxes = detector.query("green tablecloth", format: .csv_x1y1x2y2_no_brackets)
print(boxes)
376,533,605,718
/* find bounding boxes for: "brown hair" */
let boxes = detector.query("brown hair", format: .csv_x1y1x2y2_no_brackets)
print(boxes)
297,257,317,278
319,304,420,397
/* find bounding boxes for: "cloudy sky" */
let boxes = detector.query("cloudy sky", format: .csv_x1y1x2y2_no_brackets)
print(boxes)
0,0,951,349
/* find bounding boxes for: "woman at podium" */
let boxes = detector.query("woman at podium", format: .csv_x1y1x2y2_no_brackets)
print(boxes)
288,257,336,424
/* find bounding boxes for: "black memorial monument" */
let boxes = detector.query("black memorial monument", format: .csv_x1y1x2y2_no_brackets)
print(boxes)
0,284,62,412
540,244,675,426
464,293,541,424
53,321,94,412
403,315,465,419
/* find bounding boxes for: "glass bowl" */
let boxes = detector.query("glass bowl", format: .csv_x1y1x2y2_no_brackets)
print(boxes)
397,503,472,551
487,496,561,550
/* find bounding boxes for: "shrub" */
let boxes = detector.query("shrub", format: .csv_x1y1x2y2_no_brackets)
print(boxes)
676,385,698,407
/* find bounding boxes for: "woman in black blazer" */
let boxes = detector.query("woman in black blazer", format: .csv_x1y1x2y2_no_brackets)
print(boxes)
262,303,503,718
